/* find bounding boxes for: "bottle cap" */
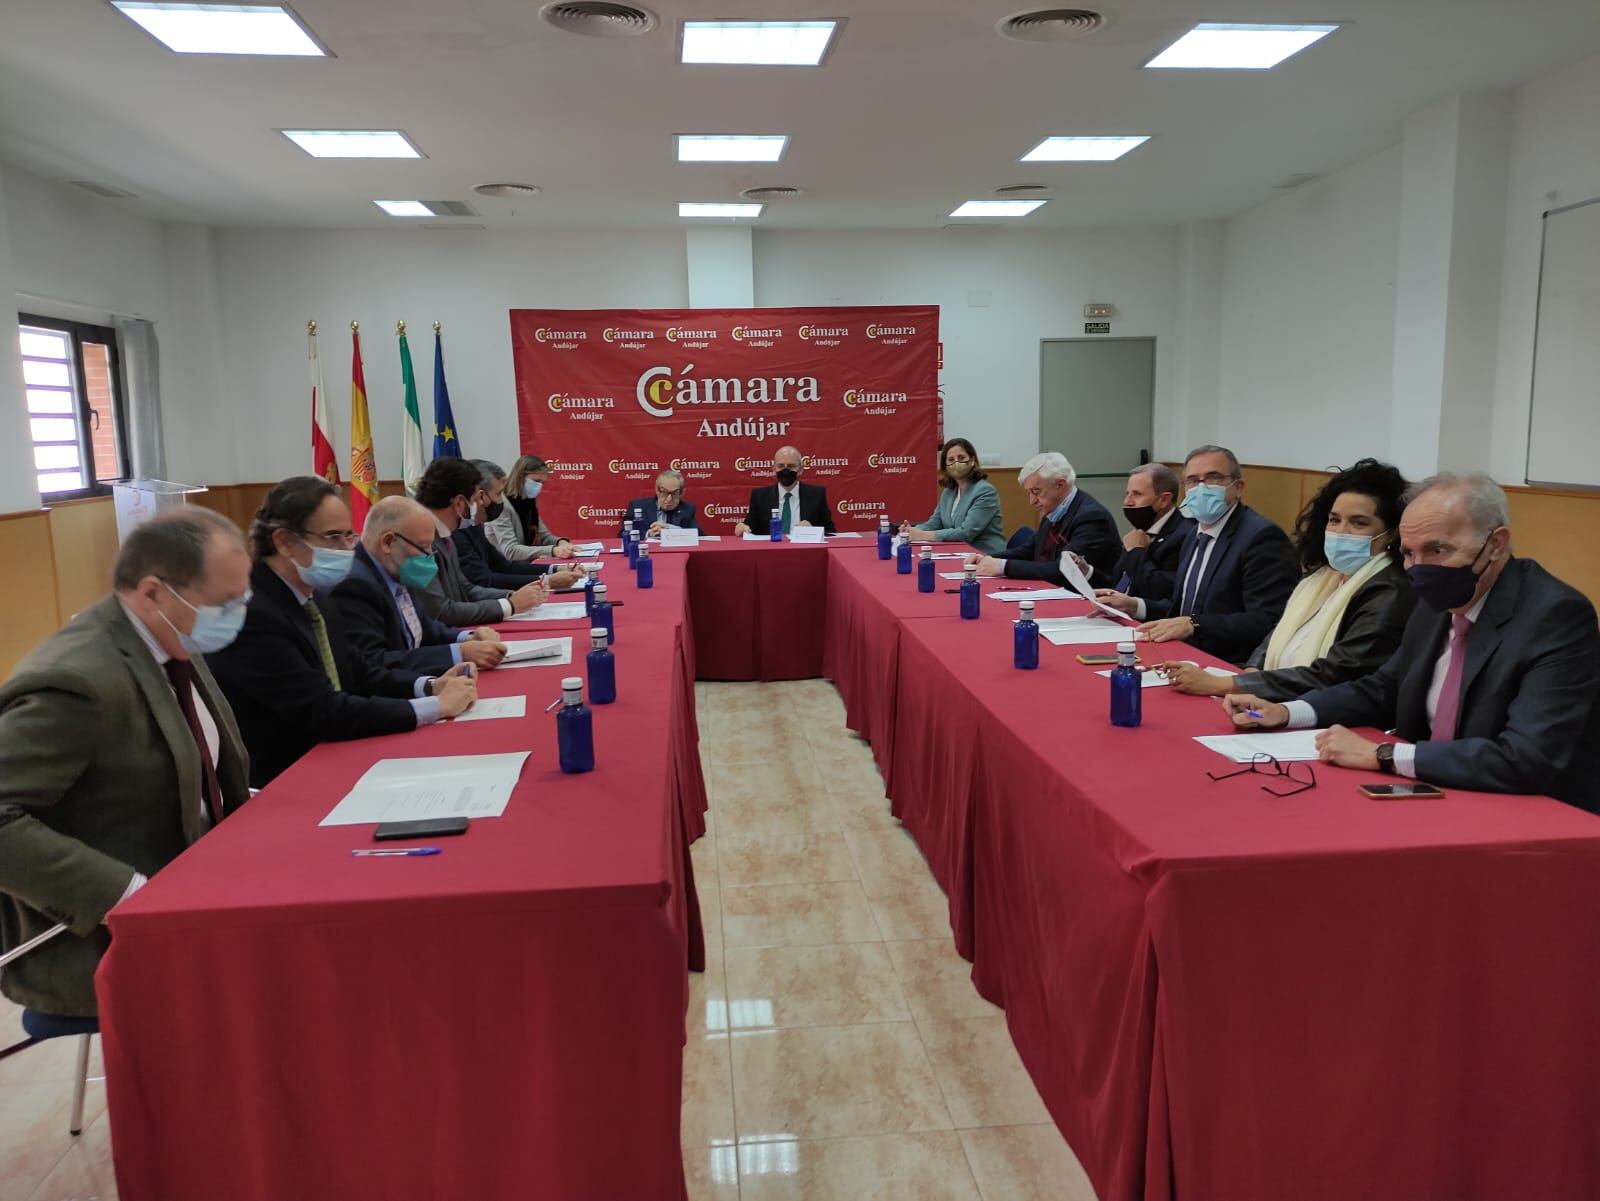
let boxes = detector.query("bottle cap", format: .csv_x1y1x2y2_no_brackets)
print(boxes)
590,627,609,646
561,675,583,692
1117,642,1136,654
593,582,607,597
771,508,780,516
964,564,977,578
633,508,642,515
637,541,649,555
919,544,932,556
1019,600,1035,614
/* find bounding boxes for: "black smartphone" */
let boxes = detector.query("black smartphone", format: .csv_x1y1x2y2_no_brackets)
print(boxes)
374,816,470,841
1359,784,1446,800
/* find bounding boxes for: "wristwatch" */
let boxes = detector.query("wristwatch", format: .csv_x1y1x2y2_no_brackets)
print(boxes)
424,677,435,697
1376,743,1396,774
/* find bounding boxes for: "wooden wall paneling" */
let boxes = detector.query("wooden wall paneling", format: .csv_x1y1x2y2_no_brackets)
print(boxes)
0,510,63,678
49,496,118,622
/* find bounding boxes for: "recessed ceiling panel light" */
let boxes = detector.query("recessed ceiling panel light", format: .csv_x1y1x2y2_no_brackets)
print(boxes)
1021,136,1149,162
950,200,1047,218
1144,22,1338,70
676,135,789,163
374,200,431,217
110,2,327,56
281,130,421,159
679,202,764,219
680,20,838,66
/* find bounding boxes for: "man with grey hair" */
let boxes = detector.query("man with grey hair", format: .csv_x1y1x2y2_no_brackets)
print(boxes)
1112,462,1194,597
1226,472,1600,812
734,445,835,535
621,468,700,536
970,450,1120,583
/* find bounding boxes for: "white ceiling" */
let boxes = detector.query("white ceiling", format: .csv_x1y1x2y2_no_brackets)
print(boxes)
2,0,1599,231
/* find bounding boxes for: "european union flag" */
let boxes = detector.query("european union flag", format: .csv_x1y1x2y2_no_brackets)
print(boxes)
432,328,461,459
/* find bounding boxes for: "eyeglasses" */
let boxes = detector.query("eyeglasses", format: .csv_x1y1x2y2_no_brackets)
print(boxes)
394,532,431,555
655,487,682,499
300,528,358,548
1183,472,1235,489
1207,753,1317,797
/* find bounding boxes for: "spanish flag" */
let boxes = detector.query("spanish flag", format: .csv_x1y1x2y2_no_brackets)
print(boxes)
349,323,380,528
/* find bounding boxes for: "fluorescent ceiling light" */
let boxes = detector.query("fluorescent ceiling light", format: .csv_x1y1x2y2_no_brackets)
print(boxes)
374,200,431,217
1145,22,1339,70
110,2,327,56
681,20,838,66
679,202,764,219
281,130,421,159
950,200,1047,218
1022,136,1149,163
676,135,789,163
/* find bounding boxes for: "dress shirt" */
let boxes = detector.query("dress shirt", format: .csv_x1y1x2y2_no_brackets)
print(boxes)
777,482,801,527
385,568,470,664
1133,502,1236,621
436,515,512,619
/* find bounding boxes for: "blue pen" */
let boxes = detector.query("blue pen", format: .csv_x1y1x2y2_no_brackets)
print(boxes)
351,847,441,857
1245,709,1264,719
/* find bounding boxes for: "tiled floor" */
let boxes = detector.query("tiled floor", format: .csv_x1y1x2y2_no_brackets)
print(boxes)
0,679,1097,1201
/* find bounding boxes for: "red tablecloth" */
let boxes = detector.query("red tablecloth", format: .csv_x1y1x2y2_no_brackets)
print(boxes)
679,539,833,680
99,555,706,1201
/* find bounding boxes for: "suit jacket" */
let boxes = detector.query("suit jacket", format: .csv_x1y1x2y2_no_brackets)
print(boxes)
1300,558,1600,812
414,529,511,627
919,479,1005,555
1145,504,1298,665
332,543,464,675
208,561,420,788
1231,562,1415,702
995,489,1121,584
621,497,700,535
0,596,250,1016
743,483,836,534
453,523,554,589
1113,510,1196,597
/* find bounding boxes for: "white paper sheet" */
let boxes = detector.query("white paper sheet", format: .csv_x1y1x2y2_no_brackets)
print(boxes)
495,637,573,668
505,602,588,622
319,752,530,826
789,526,826,544
501,638,569,663
831,532,863,539
572,542,605,558
1031,616,1139,646
1096,668,1170,689
939,571,972,580
1058,553,1138,622
1193,730,1328,764
989,588,1079,602
931,552,966,560
451,695,528,722
743,532,780,542
658,528,699,547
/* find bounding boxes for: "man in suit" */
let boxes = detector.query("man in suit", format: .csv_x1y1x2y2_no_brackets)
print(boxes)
1111,462,1194,596
0,509,252,1017
621,469,701,536
413,457,550,626
333,496,507,676
970,452,1121,584
1098,444,1298,665
208,477,478,787
1224,473,1600,812
734,445,836,536
456,460,582,590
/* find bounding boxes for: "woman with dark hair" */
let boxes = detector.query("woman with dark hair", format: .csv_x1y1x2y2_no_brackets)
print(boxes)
1162,458,1415,700
901,437,1006,555
487,453,575,562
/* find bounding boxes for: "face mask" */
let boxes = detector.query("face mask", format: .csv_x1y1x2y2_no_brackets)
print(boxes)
1407,537,1494,612
1186,483,1231,525
525,481,543,500
394,545,440,589
1324,530,1384,576
298,544,355,589
1123,505,1158,532
484,500,504,522
455,500,476,530
776,467,799,487
947,461,972,481
161,582,248,656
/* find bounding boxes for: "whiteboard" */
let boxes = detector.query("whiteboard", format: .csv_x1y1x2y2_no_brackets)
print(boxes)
1527,198,1600,488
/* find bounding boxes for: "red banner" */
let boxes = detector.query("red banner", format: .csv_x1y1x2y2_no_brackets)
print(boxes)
510,306,941,536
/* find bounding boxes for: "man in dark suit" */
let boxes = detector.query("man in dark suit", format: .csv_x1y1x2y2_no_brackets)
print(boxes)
970,452,1121,584
1112,462,1195,596
332,496,507,677
621,469,700,536
734,445,836,536
1225,473,1600,812
209,477,478,787
413,457,550,627
0,509,251,1017
1099,444,1298,665
456,460,581,589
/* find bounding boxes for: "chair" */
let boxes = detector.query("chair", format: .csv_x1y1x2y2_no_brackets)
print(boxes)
1005,525,1036,553
0,923,98,1135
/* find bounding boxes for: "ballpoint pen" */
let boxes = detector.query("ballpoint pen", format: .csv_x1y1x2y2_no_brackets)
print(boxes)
351,847,441,857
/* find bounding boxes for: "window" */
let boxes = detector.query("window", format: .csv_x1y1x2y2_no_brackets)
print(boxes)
18,315,130,498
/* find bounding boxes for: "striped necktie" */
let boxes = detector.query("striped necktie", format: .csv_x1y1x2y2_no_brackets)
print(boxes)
304,599,341,691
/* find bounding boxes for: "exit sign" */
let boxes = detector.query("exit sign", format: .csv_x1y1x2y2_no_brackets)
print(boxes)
1084,321,1111,335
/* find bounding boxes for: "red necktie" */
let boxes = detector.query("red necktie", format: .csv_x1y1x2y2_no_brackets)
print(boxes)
164,659,224,827
1430,614,1472,743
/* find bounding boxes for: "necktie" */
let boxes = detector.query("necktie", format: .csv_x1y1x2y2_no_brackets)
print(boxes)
1179,533,1214,617
395,587,423,648
781,492,793,534
304,599,341,691
164,660,223,828
1430,613,1473,742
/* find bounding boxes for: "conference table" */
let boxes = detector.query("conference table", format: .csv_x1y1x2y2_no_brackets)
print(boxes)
98,535,1600,1201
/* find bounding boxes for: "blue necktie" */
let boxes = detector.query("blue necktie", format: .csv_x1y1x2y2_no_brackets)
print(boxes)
1179,533,1213,617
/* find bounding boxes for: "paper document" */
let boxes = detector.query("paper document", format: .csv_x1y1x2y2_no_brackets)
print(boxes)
451,696,528,723
939,571,970,581
1096,668,1170,689
831,532,863,539
506,602,588,623
790,527,826,544
989,588,1078,602
931,552,966,560
744,532,778,542
1059,553,1137,622
571,542,605,558
319,752,530,826
658,528,699,548
501,638,569,664
1032,616,1137,646
1194,730,1328,764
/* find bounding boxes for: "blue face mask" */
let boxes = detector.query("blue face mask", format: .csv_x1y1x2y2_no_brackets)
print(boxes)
525,480,543,500
1186,483,1232,525
298,544,355,589
162,582,249,655
1324,530,1384,576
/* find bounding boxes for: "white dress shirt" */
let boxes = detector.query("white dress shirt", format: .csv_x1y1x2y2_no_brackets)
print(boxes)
1134,502,1238,621
775,482,802,529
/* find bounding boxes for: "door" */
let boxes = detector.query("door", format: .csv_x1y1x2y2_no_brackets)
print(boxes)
1039,337,1155,530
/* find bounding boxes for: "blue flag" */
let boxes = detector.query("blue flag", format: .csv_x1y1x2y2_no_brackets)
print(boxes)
432,330,461,459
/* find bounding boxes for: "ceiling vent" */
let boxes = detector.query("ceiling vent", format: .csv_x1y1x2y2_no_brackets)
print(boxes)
741,185,806,200
993,183,1053,199
540,2,658,38
474,183,542,199
421,200,477,217
69,180,137,199
997,9,1106,43
1273,172,1319,190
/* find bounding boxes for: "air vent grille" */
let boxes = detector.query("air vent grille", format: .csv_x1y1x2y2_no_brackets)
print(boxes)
997,9,1106,43
993,184,1052,198
540,2,658,38
473,183,542,198
740,185,806,200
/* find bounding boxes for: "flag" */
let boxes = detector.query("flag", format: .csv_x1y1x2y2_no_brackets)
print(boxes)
309,322,339,482
432,324,461,459
399,324,425,497
349,325,379,529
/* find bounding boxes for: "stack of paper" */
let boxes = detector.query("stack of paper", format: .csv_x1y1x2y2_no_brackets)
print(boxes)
1095,668,1171,689
831,532,863,539
989,588,1079,602
318,751,530,826
1194,730,1327,763
499,638,571,667
659,527,699,548
1033,616,1135,646
571,542,605,558
452,696,528,722
506,602,588,623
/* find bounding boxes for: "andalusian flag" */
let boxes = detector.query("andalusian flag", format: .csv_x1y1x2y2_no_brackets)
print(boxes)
399,324,425,497
309,321,339,482
432,323,461,459
349,324,379,529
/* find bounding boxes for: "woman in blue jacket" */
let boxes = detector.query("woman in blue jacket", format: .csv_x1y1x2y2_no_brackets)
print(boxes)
902,437,1005,555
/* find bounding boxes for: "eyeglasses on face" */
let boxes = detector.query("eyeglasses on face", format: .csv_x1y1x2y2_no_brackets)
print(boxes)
1206,752,1317,797
300,528,358,548
655,487,682,499
1183,472,1235,489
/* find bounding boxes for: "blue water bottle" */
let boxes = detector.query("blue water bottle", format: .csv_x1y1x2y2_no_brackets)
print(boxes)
1110,641,1142,728
1014,599,1040,670
770,506,783,542
636,539,653,589
877,516,893,560
896,536,913,575
556,676,595,774
917,543,935,593
590,581,614,645
959,563,981,619
625,528,639,569
586,627,616,704
631,506,646,538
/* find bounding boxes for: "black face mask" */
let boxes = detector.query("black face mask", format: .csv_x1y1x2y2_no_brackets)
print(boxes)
1407,536,1495,612
776,468,799,487
1123,505,1159,532
484,500,504,523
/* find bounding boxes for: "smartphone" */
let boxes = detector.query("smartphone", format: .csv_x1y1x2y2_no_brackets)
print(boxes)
1359,784,1446,800
1077,654,1121,666
374,816,470,841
